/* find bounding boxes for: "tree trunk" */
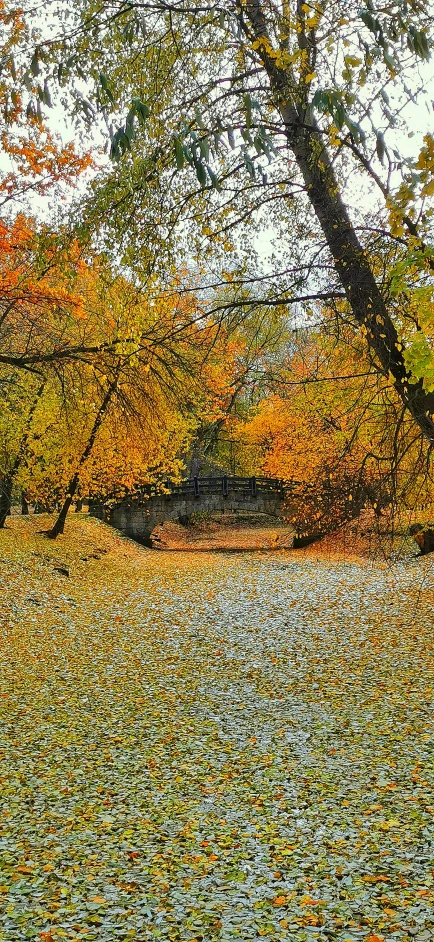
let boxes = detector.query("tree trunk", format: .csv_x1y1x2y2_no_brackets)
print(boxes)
46,488,76,538
75,498,83,512
21,492,29,515
34,500,48,513
283,119,434,441
46,375,119,538
0,476,13,529
243,1,434,444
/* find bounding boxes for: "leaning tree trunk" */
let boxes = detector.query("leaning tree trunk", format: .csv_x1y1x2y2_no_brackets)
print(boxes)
46,376,119,539
283,119,434,442
243,0,434,445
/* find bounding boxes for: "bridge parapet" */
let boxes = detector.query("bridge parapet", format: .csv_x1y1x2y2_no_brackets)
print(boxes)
169,475,283,499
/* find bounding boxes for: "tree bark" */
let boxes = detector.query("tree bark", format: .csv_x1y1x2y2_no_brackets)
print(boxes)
0,477,13,529
34,501,49,513
283,120,434,441
45,375,119,538
242,0,434,444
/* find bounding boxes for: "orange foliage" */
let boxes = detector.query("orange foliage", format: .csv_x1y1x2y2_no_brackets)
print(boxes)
0,214,89,353
0,2,93,207
1,223,209,509
0,135,93,203
237,329,393,535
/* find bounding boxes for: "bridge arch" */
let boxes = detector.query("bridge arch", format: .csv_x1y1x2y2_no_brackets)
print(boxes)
90,476,285,546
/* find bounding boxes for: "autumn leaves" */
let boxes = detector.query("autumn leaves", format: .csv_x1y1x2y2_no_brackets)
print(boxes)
1,517,434,939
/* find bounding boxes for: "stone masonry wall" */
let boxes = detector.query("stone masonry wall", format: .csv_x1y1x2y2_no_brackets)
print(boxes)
91,493,284,545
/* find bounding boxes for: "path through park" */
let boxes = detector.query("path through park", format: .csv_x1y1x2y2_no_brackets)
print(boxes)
1,517,434,941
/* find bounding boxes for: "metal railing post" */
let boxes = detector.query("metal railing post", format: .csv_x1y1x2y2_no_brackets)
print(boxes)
193,476,200,497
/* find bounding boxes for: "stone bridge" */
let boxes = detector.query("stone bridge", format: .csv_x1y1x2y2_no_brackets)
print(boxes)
89,476,285,545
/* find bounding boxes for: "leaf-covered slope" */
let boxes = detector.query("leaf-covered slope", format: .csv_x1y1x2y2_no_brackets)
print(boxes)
1,517,434,941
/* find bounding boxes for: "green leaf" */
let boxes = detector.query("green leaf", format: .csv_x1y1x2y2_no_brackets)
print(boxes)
182,143,193,165
122,20,137,44
384,49,397,72
345,116,364,143
199,137,210,162
408,27,430,60
241,127,253,146
195,160,207,188
243,151,255,179
312,89,328,110
125,113,135,144
359,10,380,36
99,72,115,104
30,52,41,77
110,127,131,160
207,165,221,191
173,136,185,170
132,98,150,123
334,103,345,129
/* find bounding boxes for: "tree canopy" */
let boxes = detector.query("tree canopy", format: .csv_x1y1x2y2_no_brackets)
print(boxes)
1,0,434,534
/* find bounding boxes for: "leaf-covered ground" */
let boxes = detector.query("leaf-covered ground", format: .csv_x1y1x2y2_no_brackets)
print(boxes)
1,516,434,942
151,516,294,551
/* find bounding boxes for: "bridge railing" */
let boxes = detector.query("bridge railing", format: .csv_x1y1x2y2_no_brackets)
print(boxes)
88,476,284,512
168,475,283,498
